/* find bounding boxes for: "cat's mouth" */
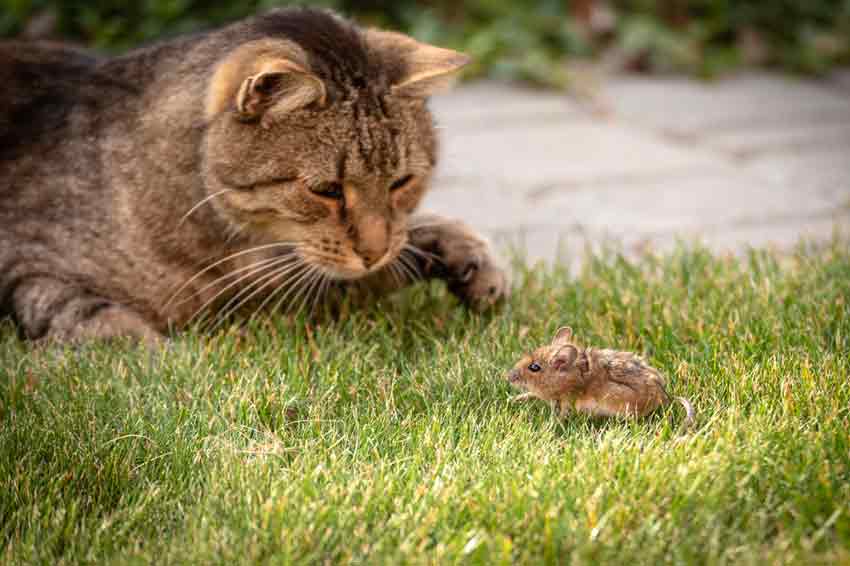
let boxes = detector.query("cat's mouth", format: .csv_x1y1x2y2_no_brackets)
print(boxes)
298,247,397,281
297,237,406,281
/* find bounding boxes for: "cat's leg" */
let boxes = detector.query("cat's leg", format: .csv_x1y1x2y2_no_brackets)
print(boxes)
403,213,509,309
12,277,164,347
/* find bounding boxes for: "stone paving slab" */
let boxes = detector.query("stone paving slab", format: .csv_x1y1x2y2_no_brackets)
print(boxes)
694,214,850,251
429,81,585,129
425,72,850,267
743,146,850,205
423,182,530,233
488,227,589,271
530,172,843,235
427,168,844,236
600,72,850,135
830,69,850,93
434,119,724,188
488,213,850,270
704,119,850,158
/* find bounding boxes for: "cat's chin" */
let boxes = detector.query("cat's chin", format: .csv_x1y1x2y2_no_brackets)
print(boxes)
323,266,369,281
315,262,385,282
302,260,370,282
303,249,401,282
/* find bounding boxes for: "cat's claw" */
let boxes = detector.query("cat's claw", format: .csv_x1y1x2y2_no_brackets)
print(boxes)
446,253,509,310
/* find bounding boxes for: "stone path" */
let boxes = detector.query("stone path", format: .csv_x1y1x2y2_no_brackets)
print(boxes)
425,70,850,268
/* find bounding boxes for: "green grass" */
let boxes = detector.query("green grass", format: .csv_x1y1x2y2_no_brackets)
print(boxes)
2,243,849,564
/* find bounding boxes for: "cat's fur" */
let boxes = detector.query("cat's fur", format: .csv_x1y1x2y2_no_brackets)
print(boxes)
0,8,508,345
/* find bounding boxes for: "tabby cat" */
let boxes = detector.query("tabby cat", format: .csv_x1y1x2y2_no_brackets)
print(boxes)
0,8,508,345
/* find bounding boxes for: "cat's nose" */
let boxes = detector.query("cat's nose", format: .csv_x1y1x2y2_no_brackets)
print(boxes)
355,215,389,268
361,253,382,268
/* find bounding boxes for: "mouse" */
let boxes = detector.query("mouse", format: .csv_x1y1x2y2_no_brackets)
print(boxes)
506,326,694,425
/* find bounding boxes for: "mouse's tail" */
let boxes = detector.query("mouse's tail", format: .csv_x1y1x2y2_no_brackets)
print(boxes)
675,396,695,429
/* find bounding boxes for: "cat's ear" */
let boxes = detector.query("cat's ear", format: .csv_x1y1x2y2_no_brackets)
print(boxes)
233,60,325,124
205,42,325,124
551,326,574,347
550,345,578,372
366,30,470,98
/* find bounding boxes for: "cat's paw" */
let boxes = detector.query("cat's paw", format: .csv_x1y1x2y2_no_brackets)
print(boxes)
408,216,510,310
443,242,509,311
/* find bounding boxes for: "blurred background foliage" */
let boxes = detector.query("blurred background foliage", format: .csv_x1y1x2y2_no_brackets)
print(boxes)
1,0,848,86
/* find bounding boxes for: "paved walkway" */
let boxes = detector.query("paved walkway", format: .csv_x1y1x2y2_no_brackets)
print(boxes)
425,70,850,267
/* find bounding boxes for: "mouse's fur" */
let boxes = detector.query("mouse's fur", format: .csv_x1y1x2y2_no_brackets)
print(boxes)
507,327,694,424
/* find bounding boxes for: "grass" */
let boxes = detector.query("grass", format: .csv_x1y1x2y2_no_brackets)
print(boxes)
1,242,849,564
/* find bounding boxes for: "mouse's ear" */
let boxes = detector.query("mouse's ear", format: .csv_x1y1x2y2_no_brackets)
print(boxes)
551,326,574,347
550,345,578,371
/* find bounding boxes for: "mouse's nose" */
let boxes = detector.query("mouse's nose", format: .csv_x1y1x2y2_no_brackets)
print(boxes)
507,369,521,382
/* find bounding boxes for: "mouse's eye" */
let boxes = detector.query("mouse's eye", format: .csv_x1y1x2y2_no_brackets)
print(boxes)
528,362,542,372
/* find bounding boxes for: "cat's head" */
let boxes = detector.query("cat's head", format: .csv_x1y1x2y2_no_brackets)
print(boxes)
200,8,468,280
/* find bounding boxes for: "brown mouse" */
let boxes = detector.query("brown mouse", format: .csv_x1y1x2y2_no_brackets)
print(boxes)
506,327,694,425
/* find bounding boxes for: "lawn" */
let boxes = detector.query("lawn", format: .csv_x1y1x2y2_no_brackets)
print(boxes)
1,243,848,564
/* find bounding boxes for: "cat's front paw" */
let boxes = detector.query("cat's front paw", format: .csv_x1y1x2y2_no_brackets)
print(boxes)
443,242,510,311
409,216,510,310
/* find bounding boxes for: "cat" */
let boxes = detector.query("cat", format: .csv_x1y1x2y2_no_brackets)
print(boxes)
0,8,508,346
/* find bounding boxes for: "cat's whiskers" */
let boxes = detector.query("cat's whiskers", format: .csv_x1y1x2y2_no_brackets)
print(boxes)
245,261,315,326
171,232,437,329
394,262,410,284
164,242,297,309
311,270,331,315
281,266,315,320
208,258,305,331
406,218,449,231
185,257,296,327
389,254,411,283
177,189,233,228
225,221,248,244
387,262,404,287
265,263,320,320
189,258,297,328
398,249,423,281
293,267,324,317
243,261,306,327
306,269,328,315
173,254,288,308
403,242,439,263
295,265,326,316
393,255,418,284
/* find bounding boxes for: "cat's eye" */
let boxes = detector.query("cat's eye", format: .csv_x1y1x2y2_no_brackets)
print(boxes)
312,182,344,200
528,362,542,372
389,174,414,192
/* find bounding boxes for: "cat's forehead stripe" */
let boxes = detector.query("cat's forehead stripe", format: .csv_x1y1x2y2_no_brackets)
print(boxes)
346,101,402,177
336,150,348,180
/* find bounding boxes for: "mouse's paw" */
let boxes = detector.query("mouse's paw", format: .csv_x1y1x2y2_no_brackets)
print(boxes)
408,214,510,310
510,392,535,403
